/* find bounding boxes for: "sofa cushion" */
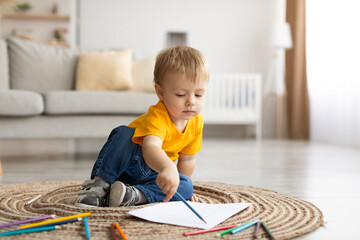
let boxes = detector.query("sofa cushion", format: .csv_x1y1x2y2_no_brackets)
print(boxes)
43,90,158,115
0,90,44,116
131,56,156,93
75,49,133,91
7,37,78,92
0,39,9,89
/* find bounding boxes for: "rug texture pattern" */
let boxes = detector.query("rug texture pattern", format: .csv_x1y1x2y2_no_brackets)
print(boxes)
0,181,324,239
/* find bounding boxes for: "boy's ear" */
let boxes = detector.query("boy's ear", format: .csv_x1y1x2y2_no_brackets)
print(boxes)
155,84,164,101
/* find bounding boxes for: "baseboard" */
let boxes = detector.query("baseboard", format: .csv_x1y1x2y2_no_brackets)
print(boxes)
0,138,109,157
0,139,76,157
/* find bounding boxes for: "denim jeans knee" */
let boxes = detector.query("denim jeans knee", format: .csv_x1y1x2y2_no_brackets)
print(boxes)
90,125,146,184
135,173,194,203
176,173,193,200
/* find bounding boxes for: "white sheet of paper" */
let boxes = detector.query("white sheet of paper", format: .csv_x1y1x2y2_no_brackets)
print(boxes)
128,201,252,229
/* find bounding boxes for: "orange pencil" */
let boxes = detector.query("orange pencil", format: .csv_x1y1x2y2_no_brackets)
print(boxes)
113,222,128,240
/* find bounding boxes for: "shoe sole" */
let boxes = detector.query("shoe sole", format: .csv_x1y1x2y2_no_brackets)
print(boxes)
109,181,126,207
74,202,97,208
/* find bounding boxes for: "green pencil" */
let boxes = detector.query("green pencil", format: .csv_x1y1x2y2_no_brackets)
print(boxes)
217,222,250,236
0,225,60,236
261,221,275,239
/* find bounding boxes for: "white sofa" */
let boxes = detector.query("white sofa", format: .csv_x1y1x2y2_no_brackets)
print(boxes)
0,37,158,140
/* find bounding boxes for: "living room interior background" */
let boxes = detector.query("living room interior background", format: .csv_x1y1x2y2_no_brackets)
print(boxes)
1,0,359,149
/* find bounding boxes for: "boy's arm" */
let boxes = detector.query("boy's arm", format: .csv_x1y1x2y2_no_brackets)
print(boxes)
177,153,198,202
142,135,179,202
177,153,196,178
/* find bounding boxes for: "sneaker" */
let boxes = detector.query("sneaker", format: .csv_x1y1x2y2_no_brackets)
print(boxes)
75,179,110,207
108,181,140,207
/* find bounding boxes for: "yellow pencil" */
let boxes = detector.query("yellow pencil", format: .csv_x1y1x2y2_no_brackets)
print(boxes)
21,212,91,229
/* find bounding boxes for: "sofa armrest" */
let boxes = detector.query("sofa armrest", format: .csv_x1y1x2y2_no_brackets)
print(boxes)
0,89,44,116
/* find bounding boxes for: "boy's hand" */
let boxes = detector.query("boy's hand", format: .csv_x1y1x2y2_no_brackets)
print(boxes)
190,195,199,202
156,164,180,202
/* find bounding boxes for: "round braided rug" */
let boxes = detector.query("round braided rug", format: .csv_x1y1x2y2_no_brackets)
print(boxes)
0,181,323,239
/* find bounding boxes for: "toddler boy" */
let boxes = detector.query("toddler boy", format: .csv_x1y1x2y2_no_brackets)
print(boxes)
76,45,209,207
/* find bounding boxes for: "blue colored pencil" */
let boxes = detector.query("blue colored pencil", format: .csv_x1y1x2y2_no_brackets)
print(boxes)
231,220,259,234
0,225,60,236
175,192,207,224
83,216,91,239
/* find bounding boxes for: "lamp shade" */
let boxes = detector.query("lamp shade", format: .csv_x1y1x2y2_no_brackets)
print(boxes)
269,22,293,49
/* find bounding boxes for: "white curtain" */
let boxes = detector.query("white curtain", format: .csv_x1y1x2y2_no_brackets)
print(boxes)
306,0,360,146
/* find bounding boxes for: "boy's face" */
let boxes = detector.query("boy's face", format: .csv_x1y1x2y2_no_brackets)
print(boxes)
155,72,207,125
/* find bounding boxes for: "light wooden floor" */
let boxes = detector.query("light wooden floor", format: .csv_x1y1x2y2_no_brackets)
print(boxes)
1,139,359,239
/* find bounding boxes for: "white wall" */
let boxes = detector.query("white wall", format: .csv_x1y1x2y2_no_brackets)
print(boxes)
79,0,282,138
79,0,275,72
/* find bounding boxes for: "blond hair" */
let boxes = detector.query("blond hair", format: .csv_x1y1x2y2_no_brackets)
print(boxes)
154,46,209,85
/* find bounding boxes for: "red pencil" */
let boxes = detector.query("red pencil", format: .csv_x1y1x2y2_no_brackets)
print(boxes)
183,224,238,236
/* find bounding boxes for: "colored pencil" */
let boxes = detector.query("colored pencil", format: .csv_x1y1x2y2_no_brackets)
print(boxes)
113,222,128,240
217,222,249,237
111,223,117,240
0,225,60,236
184,224,238,236
27,218,82,229
231,220,259,234
261,221,275,239
83,216,91,239
0,215,55,229
26,194,42,205
254,220,261,238
175,192,206,224
21,212,91,229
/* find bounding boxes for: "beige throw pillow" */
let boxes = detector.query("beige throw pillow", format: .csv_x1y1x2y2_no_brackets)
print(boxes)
131,56,156,93
76,49,133,91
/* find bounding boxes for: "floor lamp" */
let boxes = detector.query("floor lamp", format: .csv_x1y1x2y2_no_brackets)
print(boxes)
264,22,293,139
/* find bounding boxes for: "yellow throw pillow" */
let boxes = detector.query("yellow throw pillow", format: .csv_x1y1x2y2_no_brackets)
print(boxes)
76,49,133,91
131,56,156,93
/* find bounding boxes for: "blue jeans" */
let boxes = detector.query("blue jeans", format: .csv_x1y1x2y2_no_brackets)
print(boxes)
90,125,193,203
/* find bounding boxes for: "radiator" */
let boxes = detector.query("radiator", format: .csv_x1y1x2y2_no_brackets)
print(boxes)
202,73,262,139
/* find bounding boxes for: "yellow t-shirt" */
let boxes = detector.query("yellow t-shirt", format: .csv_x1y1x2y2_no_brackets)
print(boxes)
128,101,203,162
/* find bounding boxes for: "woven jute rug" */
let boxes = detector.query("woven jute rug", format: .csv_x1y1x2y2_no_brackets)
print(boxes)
0,181,324,239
